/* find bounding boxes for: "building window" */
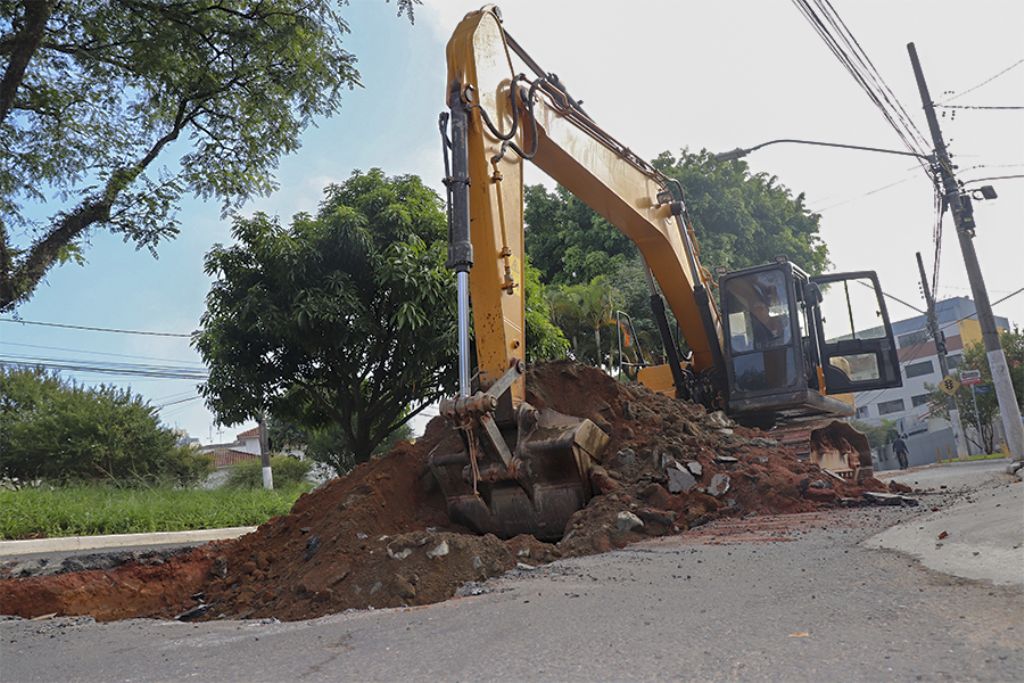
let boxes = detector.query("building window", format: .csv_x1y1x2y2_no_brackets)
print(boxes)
855,405,870,418
878,398,905,415
947,354,961,369
898,329,930,348
911,394,931,407
905,360,934,378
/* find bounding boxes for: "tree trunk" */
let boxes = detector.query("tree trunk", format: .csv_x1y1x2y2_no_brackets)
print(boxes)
0,198,112,312
0,1,55,124
593,326,602,368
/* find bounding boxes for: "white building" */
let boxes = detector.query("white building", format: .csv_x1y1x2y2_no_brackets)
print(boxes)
853,296,1010,437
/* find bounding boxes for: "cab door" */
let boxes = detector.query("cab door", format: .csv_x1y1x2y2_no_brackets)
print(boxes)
809,271,902,393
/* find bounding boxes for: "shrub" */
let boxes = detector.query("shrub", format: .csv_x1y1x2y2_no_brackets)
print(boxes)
0,367,210,485
225,455,311,489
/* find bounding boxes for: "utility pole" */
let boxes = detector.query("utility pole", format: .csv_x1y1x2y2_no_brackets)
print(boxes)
908,43,1024,462
916,251,967,457
258,413,273,490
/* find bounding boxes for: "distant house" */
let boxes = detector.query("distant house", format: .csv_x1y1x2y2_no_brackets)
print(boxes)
199,427,262,470
233,426,263,454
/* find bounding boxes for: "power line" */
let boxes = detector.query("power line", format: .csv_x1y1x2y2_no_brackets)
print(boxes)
0,318,194,338
153,397,203,409
805,159,1024,212
0,340,205,366
986,287,1024,310
962,174,1024,184
0,356,208,380
931,187,945,298
808,173,918,213
150,388,203,402
938,57,1024,103
935,104,1024,110
790,0,933,180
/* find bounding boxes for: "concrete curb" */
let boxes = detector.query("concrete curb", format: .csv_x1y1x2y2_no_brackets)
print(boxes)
0,527,256,558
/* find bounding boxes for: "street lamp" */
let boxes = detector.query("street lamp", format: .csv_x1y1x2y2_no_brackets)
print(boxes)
713,138,934,163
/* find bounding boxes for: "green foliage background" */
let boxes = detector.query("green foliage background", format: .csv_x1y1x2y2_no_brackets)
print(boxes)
0,484,306,539
225,455,311,489
0,367,211,485
1,0,419,311
196,169,457,463
929,329,1023,453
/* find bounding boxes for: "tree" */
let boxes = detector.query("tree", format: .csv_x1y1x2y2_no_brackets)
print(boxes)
0,366,211,484
523,150,830,290
0,0,416,311
524,184,634,286
268,415,412,476
929,329,1024,454
195,169,456,465
652,150,830,276
546,276,620,366
523,258,569,362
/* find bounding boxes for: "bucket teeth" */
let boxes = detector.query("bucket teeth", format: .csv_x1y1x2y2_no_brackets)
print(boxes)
428,405,608,541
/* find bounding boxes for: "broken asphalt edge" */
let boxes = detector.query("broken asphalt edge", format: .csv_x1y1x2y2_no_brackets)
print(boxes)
0,527,257,558
862,479,1024,588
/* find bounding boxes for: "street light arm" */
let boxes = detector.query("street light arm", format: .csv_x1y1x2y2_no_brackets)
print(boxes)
715,138,934,162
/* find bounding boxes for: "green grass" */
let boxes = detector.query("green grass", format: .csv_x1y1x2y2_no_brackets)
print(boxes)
937,453,1008,464
0,484,311,540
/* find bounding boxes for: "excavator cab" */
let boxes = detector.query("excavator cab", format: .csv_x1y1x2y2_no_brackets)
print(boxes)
720,262,901,425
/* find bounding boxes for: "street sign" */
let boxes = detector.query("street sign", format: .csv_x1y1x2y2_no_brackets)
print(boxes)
974,385,992,395
959,369,982,387
940,375,960,396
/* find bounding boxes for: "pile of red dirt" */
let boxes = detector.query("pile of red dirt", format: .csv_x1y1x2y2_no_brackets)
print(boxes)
0,362,897,622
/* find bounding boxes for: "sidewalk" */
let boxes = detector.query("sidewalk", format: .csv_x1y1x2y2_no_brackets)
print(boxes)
0,526,255,559
864,476,1024,587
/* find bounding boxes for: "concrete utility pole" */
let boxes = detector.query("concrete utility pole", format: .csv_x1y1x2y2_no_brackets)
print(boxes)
908,43,1024,461
916,251,968,457
258,413,274,490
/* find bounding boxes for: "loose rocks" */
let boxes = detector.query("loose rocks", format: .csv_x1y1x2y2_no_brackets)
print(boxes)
616,511,645,532
667,468,698,494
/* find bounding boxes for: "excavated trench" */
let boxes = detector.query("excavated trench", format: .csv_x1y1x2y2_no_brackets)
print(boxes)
0,362,902,622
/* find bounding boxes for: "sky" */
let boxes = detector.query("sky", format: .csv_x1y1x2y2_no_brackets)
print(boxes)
2,0,1022,444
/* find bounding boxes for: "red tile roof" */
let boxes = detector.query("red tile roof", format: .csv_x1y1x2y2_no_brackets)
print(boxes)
236,427,261,439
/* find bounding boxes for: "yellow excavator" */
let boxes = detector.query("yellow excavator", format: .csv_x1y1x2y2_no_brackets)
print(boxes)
430,6,902,540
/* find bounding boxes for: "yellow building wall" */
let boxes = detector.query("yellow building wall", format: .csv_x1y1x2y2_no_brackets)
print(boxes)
956,318,1006,350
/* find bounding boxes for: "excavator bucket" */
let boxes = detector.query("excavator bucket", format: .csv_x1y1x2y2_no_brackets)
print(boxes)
428,366,609,541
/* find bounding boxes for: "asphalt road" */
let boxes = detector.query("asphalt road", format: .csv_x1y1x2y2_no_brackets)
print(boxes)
2,467,1022,682
880,458,1013,490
